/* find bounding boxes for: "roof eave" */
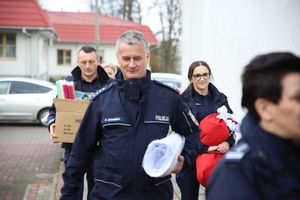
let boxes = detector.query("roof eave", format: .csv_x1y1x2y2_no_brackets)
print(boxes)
0,26,58,39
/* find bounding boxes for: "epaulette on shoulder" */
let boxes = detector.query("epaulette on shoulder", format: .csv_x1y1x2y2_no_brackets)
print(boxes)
224,142,250,162
91,81,116,101
152,80,179,94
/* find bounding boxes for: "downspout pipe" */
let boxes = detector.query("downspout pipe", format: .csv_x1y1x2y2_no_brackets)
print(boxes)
21,28,34,78
22,28,32,37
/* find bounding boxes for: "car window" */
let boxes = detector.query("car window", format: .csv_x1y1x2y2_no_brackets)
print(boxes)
162,80,181,88
152,78,181,89
0,81,9,94
9,81,52,94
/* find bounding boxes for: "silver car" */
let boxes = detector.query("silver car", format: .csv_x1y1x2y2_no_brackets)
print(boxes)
0,77,56,126
151,72,182,93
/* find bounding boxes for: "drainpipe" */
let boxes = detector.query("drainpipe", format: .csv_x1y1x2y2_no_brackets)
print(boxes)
47,39,53,81
22,28,33,78
22,28,32,37
21,27,57,80
95,0,100,58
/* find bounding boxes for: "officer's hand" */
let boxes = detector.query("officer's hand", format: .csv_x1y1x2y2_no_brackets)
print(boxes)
49,123,58,143
172,155,184,174
207,145,218,153
217,141,229,154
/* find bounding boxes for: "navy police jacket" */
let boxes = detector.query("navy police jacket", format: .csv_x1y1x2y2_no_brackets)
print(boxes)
61,71,200,200
181,83,234,153
206,113,300,200
181,83,233,121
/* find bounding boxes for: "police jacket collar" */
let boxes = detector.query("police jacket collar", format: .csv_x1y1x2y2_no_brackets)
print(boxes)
240,113,300,162
117,70,151,102
115,69,151,80
182,83,222,103
71,65,109,85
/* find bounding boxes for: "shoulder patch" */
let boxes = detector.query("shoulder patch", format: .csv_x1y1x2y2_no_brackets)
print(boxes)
152,80,179,94
187,109,199,127
91,81,116,100
224,142,250,161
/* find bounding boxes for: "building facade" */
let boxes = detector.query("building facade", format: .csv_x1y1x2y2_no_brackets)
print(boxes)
0,0,157,80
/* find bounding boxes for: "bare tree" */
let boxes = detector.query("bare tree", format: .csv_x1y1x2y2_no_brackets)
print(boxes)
94,0,142,22
91,0,182,73
150,0,182,73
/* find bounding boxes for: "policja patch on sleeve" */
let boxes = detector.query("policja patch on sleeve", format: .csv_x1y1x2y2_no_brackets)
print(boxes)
225,142,250,160
187,109,199,127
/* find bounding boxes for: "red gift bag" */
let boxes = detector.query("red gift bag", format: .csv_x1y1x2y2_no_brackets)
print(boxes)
196,113,230,187
200,113,230,146
196,153,223,187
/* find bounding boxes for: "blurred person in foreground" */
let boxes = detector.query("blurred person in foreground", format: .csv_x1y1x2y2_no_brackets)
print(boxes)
47,45,110,199
176,61,235,199
206,52,300,199
60,30,200,200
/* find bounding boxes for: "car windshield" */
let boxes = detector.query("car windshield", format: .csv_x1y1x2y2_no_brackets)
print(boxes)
151,73,182,90
153,78,181,88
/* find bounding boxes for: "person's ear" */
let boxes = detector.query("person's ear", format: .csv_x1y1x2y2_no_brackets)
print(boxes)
254,98,274,121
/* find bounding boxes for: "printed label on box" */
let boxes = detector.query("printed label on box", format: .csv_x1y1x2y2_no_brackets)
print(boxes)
53,99,89,143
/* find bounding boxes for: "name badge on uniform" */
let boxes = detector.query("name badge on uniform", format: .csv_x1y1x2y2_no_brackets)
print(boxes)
155,115,170,122
104,117,123,122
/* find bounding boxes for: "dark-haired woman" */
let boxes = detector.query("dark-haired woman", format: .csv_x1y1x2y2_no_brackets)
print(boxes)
176,61,235,200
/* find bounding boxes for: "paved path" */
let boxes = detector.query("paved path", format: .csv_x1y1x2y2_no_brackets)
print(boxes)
0,124,62,200
54,164,205,200
0,123,205,200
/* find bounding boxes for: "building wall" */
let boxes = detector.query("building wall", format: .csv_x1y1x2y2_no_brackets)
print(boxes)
48,43,82,77
181,0,300,121
0,29,118,80
48,43,117,78
0,32,28,76
0,30,50,79
101,44,118,66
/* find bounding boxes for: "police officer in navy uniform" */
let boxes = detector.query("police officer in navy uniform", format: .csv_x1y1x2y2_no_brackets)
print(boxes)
176,61,235,200
60,30,200,200
47,45,110,199
206,52,300,199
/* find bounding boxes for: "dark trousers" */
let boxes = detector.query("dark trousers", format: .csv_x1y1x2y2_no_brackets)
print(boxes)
176,164,199,200
63,146,94,199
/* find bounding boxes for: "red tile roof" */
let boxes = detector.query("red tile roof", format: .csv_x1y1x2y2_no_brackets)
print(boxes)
0,0,50,28
46,11,157,45
0,0,157,45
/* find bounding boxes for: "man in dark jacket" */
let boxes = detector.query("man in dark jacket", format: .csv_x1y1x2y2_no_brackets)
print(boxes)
206,52,300,199
60,30,200,200
47,45,109,199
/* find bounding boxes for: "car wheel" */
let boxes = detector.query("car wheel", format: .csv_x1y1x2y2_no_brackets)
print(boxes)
38,108,50,127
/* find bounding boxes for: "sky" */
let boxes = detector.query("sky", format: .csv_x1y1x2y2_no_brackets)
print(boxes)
39,0,90,12
39,0,160,34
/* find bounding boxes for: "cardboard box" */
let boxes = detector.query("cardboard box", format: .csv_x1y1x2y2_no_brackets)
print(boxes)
53,99,89,143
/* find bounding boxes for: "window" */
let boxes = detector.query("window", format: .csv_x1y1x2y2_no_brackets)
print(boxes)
0,33,16,58
0,81,9,94
57,49,71,65
9,81,52,94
